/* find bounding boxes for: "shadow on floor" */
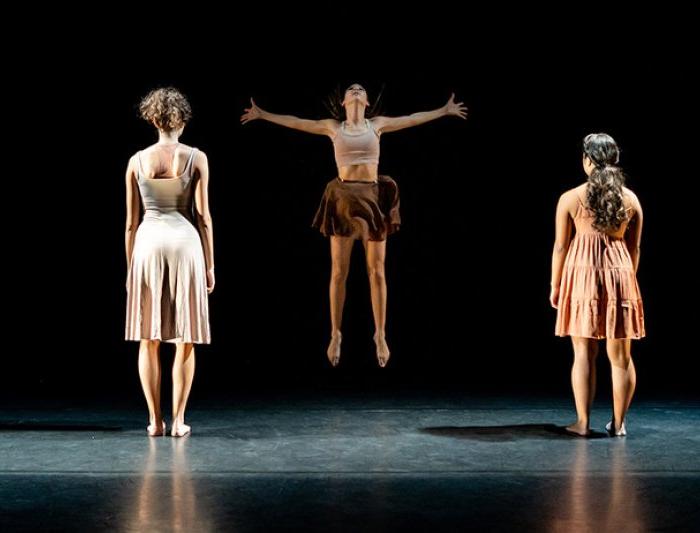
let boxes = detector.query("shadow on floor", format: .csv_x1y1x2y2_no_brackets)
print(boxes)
421,424,608,441
0,422,122,431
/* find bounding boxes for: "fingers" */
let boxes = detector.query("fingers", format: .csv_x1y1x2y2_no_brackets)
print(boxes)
250,97,256,106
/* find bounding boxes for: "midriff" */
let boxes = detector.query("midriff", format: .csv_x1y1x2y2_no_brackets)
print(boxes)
338,163,378,182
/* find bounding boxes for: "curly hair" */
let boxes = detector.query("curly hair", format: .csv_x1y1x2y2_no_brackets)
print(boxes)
324,82,385,121
583,133,628,233
139,87,192,132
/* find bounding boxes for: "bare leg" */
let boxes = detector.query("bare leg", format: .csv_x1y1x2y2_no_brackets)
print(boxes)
138,340,164,436
172,343,195,437
566,336,599,435
607,339,636,433
363,239,389,367
328,236,354,366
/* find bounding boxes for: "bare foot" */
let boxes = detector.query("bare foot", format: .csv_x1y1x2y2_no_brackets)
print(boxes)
373,333,390,367
147,420,166,437
606,420,627,437
171,422,191,437
327,332,342,367
564,421,590,437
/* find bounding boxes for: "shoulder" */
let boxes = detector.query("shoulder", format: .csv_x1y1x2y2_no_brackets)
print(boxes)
622,186,639,202
556,186,583,217
188,146,205,159
559,185,583,205
321,118,341,136
622,186,642,212
192,148,208,169
127,152,141,172
369,116,388,130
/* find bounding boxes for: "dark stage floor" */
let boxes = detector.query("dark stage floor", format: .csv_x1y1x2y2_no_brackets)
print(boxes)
1,394,698,531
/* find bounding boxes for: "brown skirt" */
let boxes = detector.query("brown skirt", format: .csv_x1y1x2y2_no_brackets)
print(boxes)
312,175,401,241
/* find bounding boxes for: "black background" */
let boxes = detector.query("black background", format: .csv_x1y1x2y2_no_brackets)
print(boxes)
5,32,697,404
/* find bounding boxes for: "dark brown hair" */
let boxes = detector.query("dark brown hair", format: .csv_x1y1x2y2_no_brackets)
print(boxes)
324,82,385,120
583,133,628,232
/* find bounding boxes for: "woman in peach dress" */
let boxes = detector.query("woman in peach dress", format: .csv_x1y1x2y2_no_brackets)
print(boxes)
551,133,645,437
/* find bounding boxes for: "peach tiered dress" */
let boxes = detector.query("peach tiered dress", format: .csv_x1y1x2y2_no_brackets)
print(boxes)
555,193,645,339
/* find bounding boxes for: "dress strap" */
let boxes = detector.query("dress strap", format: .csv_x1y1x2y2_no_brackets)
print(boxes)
185,148,197,177
136,151,145,180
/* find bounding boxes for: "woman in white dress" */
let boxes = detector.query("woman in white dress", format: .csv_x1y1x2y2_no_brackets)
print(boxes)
125,87,214,437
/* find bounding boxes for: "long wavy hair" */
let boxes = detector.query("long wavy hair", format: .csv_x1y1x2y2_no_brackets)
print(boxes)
583,133,628,232
324,82,386,121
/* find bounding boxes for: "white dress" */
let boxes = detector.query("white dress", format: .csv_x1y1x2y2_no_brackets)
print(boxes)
125,148,210,344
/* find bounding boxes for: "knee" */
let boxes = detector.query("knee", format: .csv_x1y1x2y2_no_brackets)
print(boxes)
572,340,598,362
573,350,598,364
140,339,160,350
366,263,385,282
176,343,195,360
607,349,632,369
330,267,349,284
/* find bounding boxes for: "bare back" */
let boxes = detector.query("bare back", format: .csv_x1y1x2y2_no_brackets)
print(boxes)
139,143,197,179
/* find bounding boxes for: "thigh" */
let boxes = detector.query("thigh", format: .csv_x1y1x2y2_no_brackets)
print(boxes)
362,239,386,267
330,236,354,270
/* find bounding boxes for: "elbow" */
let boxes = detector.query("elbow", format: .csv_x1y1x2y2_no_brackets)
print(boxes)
196,213,213,230
553,242,568,254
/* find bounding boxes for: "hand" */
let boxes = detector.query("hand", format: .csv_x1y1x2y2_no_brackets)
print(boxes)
241,98,262,124
206,268,216,294
550,286,560,309
444,93,468,119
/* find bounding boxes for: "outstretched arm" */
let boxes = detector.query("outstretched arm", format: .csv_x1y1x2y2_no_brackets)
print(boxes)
372,93,467,134
241,98,338,136
550,192,574,308
193,151,215,294
125,156,141,269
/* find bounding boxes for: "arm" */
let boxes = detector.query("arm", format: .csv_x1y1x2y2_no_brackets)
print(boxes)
371,93,467,134
550,193,574,308
241,98,338,136
125,156,140,269
624,193,643,273
193,151,215,294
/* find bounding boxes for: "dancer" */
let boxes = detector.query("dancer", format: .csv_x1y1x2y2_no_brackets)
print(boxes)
551,133,644,437
125,87,214,437
241,83,466,367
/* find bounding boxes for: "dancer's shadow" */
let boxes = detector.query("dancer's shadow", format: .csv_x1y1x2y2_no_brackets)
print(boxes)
421,424,607,441
0,421,121,431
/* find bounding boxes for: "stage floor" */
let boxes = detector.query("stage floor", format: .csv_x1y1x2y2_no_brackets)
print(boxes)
1,394,698,531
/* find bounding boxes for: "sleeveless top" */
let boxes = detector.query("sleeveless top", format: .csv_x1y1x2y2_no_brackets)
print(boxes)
332,119,380,167
136,147,198,215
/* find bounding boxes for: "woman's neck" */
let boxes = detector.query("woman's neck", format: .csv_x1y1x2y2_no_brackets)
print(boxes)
157,130,180,145
344,103,366,125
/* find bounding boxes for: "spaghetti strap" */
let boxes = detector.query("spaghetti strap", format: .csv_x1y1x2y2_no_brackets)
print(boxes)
185,148,197,177
136,151,144,179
